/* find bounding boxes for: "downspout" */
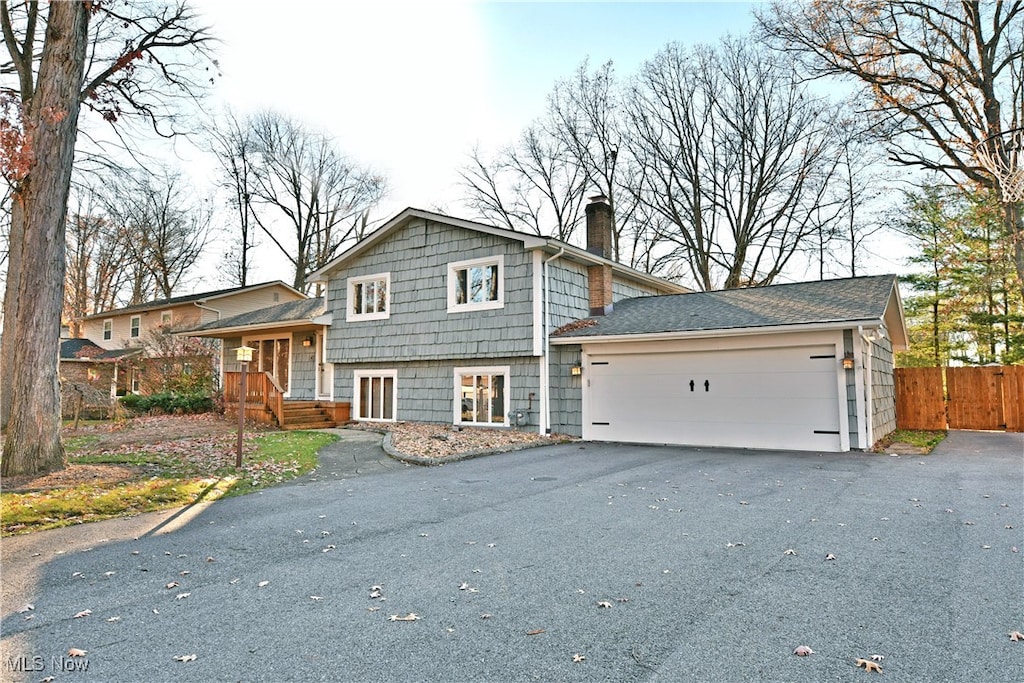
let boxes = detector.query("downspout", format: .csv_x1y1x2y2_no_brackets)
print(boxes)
542,248,566,435
858,325,875,448
854,326,869,449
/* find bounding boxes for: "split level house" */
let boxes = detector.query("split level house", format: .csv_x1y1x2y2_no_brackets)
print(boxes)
186,196,909,452
61,281,305,411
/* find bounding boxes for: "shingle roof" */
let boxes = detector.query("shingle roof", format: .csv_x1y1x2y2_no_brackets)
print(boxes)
552,275,899,339
60,338,140,360
81,281,301,319
184,297,327,334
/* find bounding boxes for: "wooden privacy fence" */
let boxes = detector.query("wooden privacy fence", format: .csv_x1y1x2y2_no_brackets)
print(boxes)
895,366,1024,432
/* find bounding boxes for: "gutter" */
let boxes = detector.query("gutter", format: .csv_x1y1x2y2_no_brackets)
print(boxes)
550,319,886,345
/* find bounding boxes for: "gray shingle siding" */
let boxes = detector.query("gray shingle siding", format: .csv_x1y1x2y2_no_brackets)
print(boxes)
612,278,666,302
549,345,583,436
332,356,541,428
289,332,317,399
871,336,896,442
326,219,534,363
548,260,589,330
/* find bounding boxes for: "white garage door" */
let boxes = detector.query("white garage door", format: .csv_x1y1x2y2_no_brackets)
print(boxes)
585,345,842,451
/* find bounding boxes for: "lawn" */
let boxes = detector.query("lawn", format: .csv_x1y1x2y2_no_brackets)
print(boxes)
1,415,337,536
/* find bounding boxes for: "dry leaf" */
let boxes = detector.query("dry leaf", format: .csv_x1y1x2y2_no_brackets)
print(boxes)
367,607,380,612
173,654,197,662
165,581,179,589
206,556,216,562
257,581,270,587
481,613,492,619
526,628,545,636
18,604,34,613
784,549,797,556
572,653,586,663
73,609,92,618
458,582,470,591
309,596,323,601
793,645,814,656
68,648,87,657
106,616,121,623
179,570,190,576
871,654,885,661
856,658,883,673
388,613,420,622
597,601,613,608
176,592,191,600
1009,631,1024,641
41,677,55,683
825,553,837,561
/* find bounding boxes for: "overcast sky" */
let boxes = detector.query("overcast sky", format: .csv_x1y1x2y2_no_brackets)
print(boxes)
180,1,908,287
191,1,757,218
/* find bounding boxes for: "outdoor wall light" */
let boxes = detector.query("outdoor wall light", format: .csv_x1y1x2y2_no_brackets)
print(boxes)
302,336,314,347
842,353,855,370
570,365,583,376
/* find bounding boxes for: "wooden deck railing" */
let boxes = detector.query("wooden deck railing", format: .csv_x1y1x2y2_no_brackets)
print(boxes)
224,371,282,425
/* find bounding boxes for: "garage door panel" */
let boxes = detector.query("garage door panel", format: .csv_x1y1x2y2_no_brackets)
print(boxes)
585,345,842,451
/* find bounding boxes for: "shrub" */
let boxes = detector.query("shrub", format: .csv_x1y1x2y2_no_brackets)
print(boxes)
118,392,213,415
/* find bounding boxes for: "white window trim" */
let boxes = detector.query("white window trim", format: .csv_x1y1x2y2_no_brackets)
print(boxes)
353,369,398,422
447,255,504,313
102,318,113,341
347,272,391,322
129,315,141,338
454,365,511,427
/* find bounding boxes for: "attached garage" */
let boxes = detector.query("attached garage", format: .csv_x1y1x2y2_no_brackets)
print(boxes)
552,275,909,453
586,341,843,451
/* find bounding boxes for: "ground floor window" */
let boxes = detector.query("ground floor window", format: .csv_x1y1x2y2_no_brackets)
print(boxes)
456,366,509,426
354,370,396,421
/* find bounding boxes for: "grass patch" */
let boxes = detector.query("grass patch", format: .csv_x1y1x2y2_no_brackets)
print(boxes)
1,429,337,536
873,429,947,453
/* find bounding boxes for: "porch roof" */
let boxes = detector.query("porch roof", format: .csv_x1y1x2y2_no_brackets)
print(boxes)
180,297,329,338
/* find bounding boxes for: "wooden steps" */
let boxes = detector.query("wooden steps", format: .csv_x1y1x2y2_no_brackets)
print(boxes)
280,400,336,430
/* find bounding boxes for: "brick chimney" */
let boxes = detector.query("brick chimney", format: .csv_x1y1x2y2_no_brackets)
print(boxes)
585,195,614,316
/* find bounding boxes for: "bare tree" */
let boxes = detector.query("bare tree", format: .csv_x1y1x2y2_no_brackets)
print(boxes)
0,0,214,476
626,38,844,290
461,128,587,242
206,107,258,286
460,61,641,257
105,167,212,300
248,111,387,293
757,0,1024,295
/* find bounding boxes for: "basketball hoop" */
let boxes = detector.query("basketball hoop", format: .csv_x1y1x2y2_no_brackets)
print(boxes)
975,128,1024,203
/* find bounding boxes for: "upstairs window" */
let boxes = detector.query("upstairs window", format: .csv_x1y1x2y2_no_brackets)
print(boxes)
160,311,172,328
129,315,141,338
102,319,113,341
347,273,390,321
447,256,503,312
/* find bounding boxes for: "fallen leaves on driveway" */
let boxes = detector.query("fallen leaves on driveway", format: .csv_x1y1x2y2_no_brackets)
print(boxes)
793,645,814,656
856,658,883,673
388,613,420,622
1010,631,1024,641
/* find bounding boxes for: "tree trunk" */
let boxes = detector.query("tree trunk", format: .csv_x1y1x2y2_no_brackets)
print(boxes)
1,2,90,477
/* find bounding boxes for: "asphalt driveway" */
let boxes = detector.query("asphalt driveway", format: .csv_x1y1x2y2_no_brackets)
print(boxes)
2,431,1021,682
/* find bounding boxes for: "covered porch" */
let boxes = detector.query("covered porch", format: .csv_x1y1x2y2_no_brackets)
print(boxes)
179,297,349,430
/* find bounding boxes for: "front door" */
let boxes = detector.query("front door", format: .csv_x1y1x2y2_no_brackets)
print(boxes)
317,332,332,398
